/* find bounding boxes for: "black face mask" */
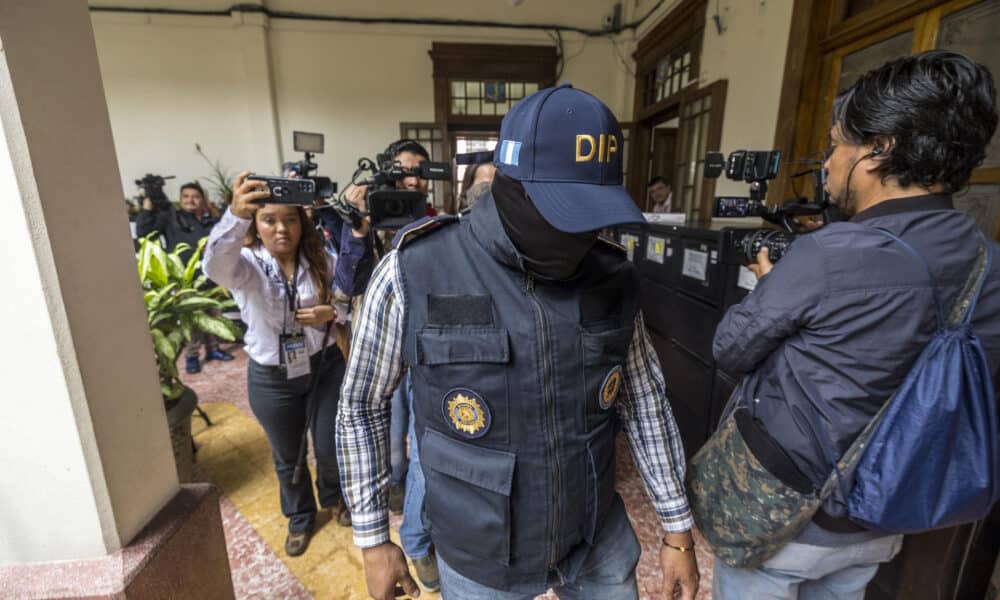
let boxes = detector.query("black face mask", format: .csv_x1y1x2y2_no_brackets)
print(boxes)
491,171,597,280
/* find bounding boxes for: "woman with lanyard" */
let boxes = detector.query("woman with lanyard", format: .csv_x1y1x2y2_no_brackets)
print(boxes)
204,171,372,556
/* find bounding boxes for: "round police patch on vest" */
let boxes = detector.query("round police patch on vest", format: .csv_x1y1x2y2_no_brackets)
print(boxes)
599,366,623,410
442,388,491,439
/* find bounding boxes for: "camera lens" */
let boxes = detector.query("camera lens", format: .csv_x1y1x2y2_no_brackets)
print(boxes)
384,198,403,216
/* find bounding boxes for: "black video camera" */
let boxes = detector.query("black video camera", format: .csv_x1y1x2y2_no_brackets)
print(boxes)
136,173,176,210
340,153,451,231
248,131,338,205
706,149,829,264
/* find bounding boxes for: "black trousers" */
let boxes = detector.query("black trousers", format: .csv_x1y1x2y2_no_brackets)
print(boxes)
247,348,345,533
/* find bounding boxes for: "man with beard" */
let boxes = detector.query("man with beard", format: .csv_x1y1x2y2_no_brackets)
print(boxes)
705,50,1000,598
337,84,699,600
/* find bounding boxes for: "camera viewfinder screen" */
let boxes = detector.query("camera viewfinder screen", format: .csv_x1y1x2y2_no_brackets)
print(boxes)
293,131,324,154
715,197,751,217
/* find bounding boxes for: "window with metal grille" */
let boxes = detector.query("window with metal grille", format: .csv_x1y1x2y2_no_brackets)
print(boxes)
449,81,540,117
646,48,693,105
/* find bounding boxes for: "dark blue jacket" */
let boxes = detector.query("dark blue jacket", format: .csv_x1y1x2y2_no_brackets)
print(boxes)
396,192,639,589
714,194,1000,516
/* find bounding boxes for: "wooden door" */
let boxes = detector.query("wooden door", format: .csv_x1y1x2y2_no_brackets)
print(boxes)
787,0,1000,242
649,128,678,210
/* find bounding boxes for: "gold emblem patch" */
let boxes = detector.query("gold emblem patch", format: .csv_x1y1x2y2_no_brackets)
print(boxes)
600,366,622,410
443,389,491,438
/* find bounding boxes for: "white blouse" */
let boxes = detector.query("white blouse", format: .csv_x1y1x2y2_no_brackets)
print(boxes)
203,209,347,366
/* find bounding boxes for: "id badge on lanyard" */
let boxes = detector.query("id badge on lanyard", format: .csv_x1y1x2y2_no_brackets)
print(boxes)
280,263,311,380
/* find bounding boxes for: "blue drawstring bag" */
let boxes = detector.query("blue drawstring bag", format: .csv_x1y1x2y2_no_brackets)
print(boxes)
847,230,1000,533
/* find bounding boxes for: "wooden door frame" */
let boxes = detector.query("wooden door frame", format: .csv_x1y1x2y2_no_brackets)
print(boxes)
772,0,954,203
429,42,557,213
627,0,708,201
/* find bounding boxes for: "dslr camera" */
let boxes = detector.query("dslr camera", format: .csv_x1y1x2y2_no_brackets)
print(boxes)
248,131,338,205
342,151,451,230
136,173,176,210
705,149,830,265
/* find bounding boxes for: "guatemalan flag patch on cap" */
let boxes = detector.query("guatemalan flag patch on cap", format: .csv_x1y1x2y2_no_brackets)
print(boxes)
499,140,521,166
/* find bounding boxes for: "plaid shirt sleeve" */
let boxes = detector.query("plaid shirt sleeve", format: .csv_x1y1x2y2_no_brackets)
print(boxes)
336,250,406,549
616,311,694,533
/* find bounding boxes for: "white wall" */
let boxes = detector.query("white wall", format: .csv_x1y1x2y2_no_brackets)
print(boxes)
90,1,630,203
93,13,262,204
698,0,795,197
92,0,794,204
629,0,796,197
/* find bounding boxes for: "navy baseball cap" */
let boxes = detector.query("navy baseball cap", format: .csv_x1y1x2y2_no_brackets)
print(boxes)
493,83,645,233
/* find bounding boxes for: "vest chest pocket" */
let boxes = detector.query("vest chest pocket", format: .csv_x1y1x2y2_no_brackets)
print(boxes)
415,327,510,445
581,328,633,431
420,428,515,565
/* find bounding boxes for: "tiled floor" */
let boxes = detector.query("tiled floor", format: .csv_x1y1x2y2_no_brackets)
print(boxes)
183,344,714,599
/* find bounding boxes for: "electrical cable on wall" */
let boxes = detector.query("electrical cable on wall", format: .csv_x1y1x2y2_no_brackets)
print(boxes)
609,37,636,77
90,0,667,38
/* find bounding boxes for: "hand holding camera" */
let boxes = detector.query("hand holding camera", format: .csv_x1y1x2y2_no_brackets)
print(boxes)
231,171,271,219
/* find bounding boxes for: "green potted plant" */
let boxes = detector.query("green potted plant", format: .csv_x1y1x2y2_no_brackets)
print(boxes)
137,235,240,481
195,142,235,206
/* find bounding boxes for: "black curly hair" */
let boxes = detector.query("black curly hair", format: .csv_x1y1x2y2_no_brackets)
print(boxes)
832,50,997,193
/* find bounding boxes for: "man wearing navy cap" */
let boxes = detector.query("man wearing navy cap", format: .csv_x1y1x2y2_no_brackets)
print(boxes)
337,84,699,600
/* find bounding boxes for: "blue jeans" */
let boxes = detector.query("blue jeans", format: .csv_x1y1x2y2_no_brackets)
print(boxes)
436,497,640,599
389,377,410,487
399,375,432,559
712,534,903,600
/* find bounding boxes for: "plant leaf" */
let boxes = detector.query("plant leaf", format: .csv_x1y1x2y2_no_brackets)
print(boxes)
148,282,178,311
178,315,193,343
150,328,177,364
167,329,184,349
166,253,185,281
183,238,208,287
149,312,172,328
175,297,222,312
191,312,238,342
147,243,169,288
138,237,153,282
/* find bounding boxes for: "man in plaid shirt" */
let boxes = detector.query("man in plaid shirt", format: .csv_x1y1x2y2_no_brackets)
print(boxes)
337,84,698,600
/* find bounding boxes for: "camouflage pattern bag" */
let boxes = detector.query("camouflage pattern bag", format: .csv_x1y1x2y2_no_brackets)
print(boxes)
686,400,885,568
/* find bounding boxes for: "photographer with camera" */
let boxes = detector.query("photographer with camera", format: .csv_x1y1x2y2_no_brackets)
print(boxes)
341,137,443,591
136,180,232,371
202,170,372,557
344,139,438,229
693,51,1000,599
135,180,221,256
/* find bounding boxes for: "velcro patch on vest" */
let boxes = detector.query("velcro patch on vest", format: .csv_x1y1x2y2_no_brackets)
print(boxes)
580,287,623,324
442,388,492,439
599,366,623,410
428,294,493,325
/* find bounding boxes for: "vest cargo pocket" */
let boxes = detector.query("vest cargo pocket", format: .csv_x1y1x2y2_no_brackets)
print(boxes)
420,428,516,565
416,328,510,445
585,423,618,544
581,328,632,431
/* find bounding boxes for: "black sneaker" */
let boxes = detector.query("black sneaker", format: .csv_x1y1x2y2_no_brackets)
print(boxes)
388,482,405,514
411,550,440,593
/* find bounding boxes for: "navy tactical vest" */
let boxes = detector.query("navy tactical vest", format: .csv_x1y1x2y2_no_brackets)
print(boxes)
396,192,640,589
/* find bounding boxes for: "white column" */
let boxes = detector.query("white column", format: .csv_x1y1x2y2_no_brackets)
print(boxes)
0,0,178,563
232,6,284,170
